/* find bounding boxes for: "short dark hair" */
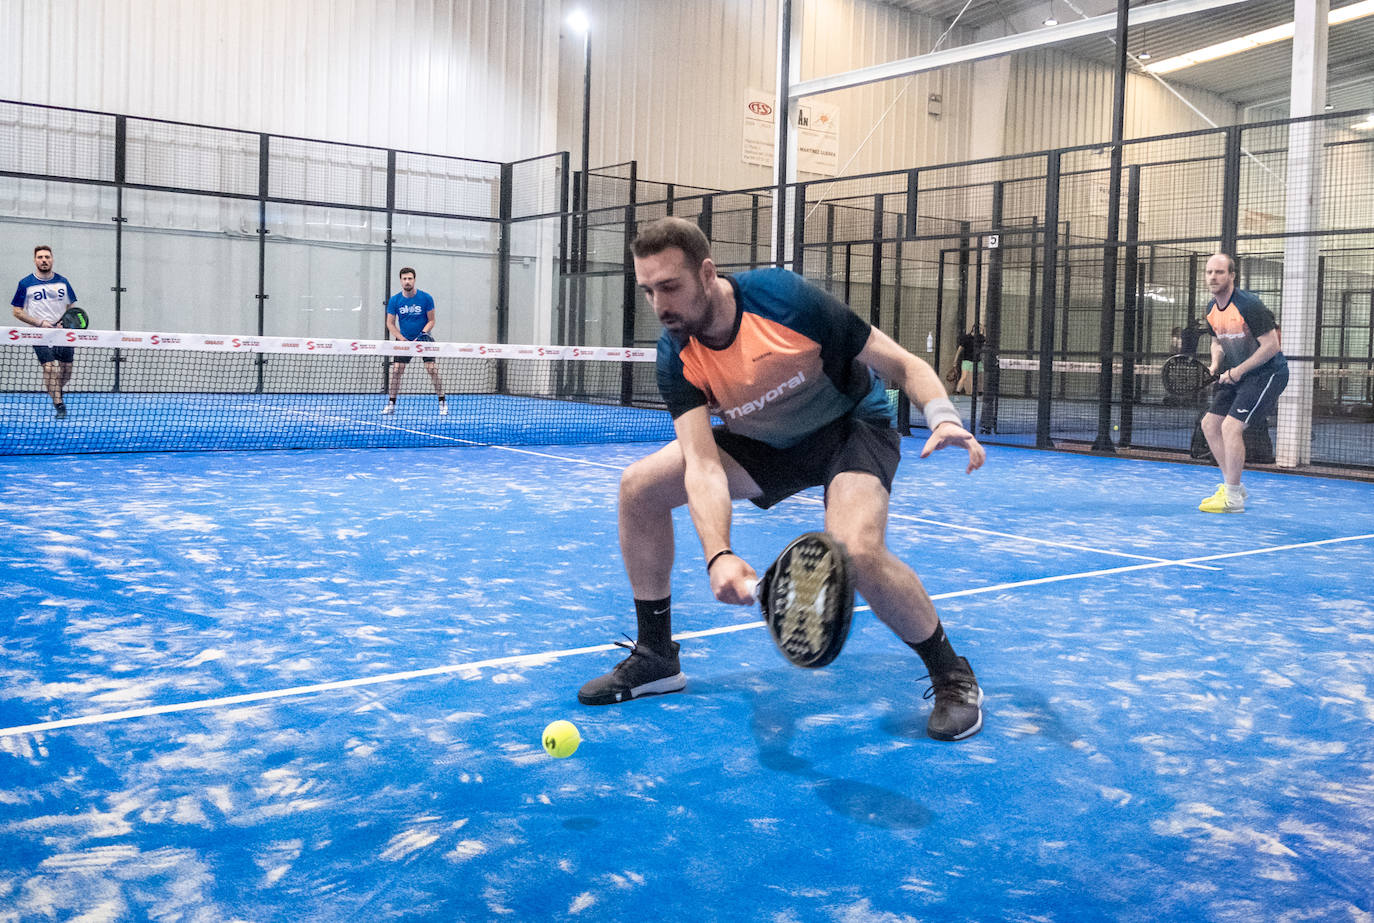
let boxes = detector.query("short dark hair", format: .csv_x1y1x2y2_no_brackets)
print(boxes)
34,245,52,256
399,267,416,278
631,217,711,268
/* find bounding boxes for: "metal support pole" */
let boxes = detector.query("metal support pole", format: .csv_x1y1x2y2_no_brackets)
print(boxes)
1091,0,1130,453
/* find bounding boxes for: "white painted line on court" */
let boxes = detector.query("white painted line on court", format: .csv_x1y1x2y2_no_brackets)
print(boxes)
4,531,1368,740
280,409,628,469
790,492,1221,570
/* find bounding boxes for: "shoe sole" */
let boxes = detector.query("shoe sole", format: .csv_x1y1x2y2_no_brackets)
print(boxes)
578,672,686,706
927,688,985,742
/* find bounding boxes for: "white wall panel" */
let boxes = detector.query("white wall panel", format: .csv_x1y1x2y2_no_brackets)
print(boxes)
1,0,557,162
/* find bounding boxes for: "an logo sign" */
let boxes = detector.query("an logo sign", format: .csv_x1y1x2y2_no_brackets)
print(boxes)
748,101,772,116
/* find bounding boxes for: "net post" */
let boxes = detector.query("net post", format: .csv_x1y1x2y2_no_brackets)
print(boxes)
255,133,270,394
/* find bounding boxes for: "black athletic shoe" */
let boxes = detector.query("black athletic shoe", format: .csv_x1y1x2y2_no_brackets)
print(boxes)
924,656,984,741
578,637,686,706
54,404,67,420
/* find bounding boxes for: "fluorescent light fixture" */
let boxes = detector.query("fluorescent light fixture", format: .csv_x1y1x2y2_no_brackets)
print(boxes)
566,9,590,33
1145,0,1374,74
1353,114,1374,131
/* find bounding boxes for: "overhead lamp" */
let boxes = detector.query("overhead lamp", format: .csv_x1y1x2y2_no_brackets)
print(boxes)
1138,51,1152,61
1043,0,1057,27
1146,0,1374,74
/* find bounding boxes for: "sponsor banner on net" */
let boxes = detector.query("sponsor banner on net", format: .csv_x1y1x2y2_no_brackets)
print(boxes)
6,328,656,362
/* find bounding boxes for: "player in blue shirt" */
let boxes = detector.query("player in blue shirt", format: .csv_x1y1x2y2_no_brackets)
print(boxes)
11,245,79,419
383,267,447,415
578,217,987,741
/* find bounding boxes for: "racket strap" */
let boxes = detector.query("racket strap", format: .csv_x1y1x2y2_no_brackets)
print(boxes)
907,620,961,676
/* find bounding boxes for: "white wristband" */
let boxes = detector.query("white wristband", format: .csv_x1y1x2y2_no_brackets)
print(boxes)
920,396,964,431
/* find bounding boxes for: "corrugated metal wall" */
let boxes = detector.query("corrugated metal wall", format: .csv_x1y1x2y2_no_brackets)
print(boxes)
559,0,979,193
1,0,1254,188
0,0,557,162
799,0,977,178
1003,47,1241,154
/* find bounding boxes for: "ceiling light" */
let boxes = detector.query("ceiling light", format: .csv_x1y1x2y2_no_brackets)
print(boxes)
1138,51,1152,60
1353,114,1374,131
1145,1,1374,75
1044,16,1058,26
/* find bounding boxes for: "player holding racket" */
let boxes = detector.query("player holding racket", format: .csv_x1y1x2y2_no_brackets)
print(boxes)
382,267,447,415
10,245,79,419
578,217,986,741
1197,253,1288,513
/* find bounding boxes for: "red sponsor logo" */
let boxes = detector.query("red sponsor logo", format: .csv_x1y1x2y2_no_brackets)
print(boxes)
350,341,359,351
66,331,76,342
749,101,773,116
306,340,315,350
283,341,301,349
150,335,182,346
204,338,225,345
122,336,143,344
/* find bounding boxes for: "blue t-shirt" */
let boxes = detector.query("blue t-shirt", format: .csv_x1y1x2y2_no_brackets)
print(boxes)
657,268,890,448
387,289,436,340
11,273,78,325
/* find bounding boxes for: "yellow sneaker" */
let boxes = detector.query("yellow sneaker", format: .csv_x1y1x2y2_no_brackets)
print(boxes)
1199,484,1246,513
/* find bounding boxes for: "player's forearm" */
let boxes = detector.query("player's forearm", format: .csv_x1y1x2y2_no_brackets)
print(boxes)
1231,340,1280,379
683,463,733,560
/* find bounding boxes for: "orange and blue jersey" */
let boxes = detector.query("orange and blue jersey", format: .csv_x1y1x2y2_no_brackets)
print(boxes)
1206,289,1286,377
656,268,890,448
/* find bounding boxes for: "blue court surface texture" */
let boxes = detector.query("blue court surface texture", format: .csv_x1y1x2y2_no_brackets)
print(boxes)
1,439,1372,921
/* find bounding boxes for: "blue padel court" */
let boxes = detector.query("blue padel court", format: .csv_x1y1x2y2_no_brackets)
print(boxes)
1,439,1372,921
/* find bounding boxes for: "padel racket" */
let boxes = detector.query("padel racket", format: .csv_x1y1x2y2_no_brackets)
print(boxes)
59,306,89,330
756,531,854,669
1160,354,1217,396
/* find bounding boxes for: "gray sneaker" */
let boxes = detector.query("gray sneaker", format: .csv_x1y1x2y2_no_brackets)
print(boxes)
578,638,686,706
924,656,984,741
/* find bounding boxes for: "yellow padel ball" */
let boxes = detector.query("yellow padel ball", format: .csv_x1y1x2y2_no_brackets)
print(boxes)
542,719,581,758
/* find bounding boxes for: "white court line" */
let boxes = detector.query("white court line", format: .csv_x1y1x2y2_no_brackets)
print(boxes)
3,531,1369,740
791,493,1221,571
280,408,628,469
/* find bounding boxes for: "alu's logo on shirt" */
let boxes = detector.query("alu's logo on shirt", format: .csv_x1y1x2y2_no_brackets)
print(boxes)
722,371,807,419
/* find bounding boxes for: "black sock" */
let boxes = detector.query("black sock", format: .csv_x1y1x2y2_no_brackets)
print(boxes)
908,620,961,676
634,596,673,654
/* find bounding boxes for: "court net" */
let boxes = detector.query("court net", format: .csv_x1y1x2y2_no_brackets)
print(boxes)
1,328,671,455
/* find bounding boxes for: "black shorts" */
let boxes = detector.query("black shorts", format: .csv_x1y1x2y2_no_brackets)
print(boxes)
392,354,434,365
1207,365,1289,427
32,345,74,365
713,415,901,510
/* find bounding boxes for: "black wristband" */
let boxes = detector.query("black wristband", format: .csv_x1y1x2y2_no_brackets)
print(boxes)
706,548,736,573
